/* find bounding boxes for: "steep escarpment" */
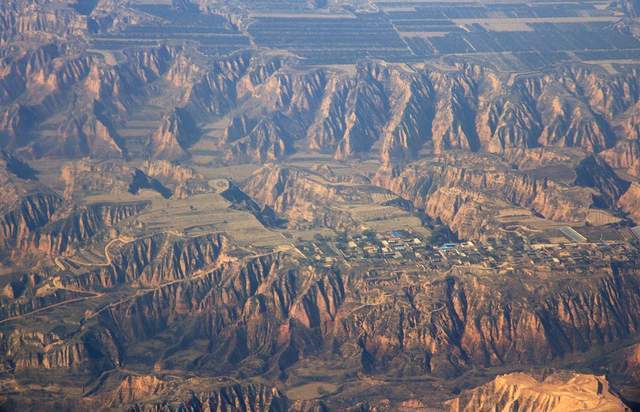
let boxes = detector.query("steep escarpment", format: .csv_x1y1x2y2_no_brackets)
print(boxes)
94,252,344,372
55,232,228,290
257,69,327,117
380,72,434,162
0,44,83,140
317,68,390,160
141,160,211,199
0,191,147,257
200,63,326,162
574,155,630,208
536,97,614,153
220,182,285,228
1,237,640,408
128,168,173,199
314,63,637,161
0,233,227,324
34,112,124,158
242,165,359,230
10,253,640,389
148,109,198,161
0,0,88,40
82,45,179,116
6,251,345,379
220,62,640,163
152,383,289,412
30,201,148,255
223,114,256,144
501,147,583,172
225,115,293,163
0,151,39,211
57,243,640,378
447,372,630,412
60,159,211,201
184,52,284,117
0,150,38,181
102,374,171,408
3,40,640,164
0,192,63,249
99,378,290,412
373,152,600,240
344,264,640,378
602,139,640,178
619,182,640,223
0,43,182,159
0,326,121,372
620,0,640,18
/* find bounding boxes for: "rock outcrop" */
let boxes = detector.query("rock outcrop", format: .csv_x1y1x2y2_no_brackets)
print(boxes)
128,383,289,412
2,2,640,410
619,182,640,223
9,243,640,380
2,197,147,257
373,152,607,240
447,372,630,412
226,115,292,164
1,227,640,408
148,109,198,161
602,140,640,178
242,165,370,230
3,40,640,163
35,112,123,159
60,159,211,200
0,192,63,248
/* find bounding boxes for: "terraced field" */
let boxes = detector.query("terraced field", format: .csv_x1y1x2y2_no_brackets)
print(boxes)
133,193,288,248
86,0,640,69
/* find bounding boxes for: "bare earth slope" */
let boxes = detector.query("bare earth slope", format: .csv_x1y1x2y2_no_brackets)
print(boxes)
447,372,629,412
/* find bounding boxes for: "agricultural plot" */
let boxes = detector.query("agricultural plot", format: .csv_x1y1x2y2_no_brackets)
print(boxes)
132,193,288,249
586,209,622,226
276,357,352,400
113,89,179,158
578,223,630,242
419,27,640,55
285,382,339,400
380,1,610,19
241,0,319,13
194,163,261,183
346,203,431,236
90,0,640,69
90,4,250,56
248,14,415,64
576,49,640,61
513,51,570,70
390,18,464,33
493,206,611,245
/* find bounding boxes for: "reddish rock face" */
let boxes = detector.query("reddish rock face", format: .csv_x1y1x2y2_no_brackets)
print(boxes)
602,140,640,178
372,152,617,240
2,32,640,165
148,109,197,161
447,372,630,412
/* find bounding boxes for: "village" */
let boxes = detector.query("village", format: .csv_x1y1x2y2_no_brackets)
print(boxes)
296,226,640,276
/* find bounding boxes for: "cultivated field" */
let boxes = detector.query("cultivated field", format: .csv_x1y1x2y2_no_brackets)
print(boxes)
132,193,288,248
86,0,640,69
346,204,431,236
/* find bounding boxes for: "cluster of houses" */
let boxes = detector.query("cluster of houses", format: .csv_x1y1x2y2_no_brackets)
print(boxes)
338,230,425,260
297,227,640,273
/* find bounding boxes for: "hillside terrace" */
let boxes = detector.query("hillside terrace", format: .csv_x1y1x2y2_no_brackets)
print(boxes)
89,0,640,70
